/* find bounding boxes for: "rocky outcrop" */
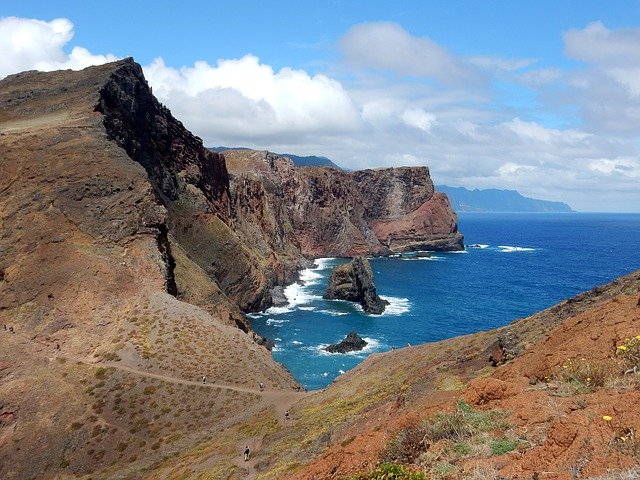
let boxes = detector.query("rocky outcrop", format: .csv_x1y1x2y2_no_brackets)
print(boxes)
324,332,368,353
323,257,389,314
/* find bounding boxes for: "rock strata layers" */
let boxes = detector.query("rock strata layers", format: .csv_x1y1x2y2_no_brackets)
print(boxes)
323,257,389,314
324,332,368,353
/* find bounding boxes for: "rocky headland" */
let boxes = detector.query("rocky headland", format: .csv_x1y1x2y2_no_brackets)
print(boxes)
0,58,463,479
2,57,637,480
323,256,389,314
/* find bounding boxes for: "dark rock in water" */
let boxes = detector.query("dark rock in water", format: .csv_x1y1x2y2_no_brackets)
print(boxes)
269,286,288,307
323,256,389,314
415,251,431,258
324,331,368,353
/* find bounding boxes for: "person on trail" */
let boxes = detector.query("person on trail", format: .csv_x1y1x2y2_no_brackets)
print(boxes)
285,410,290,420
202,375,206,384
259,381,264,391
243,445,250,461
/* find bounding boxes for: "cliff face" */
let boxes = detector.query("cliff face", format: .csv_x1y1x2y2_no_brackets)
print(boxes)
224,149,463,262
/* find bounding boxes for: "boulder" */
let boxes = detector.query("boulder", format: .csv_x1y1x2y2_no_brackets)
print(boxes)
324,332,368,353
323,257,389,314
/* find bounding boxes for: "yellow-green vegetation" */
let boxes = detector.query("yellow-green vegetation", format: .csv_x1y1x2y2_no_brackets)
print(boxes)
238,410,280,437
435,375,466,392
616,336,640,373
381,401,520,476
256,460,302,480
555,358,610,395
343,463,426,480
255,370,409,480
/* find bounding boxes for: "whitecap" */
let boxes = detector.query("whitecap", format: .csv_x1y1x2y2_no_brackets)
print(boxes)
466,244,489,249
318,309,349,316
266,318,289,326
379,296,410,316
299,306,316,311
498,245,536,252
338,369,346,374
291,340,303,345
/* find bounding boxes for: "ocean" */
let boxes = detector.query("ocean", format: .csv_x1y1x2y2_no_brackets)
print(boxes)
250,212,640,390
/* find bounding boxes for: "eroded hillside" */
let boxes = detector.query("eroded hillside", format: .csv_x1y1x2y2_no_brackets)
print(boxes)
0,58,464,480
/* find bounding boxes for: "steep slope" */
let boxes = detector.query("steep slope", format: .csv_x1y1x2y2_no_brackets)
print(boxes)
219,271,639,480
0,58,463,479
0,59,298,480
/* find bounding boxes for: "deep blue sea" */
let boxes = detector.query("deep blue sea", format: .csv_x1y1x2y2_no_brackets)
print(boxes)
250,213,640,390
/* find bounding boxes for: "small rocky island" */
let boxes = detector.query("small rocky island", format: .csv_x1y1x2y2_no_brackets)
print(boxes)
323,256,389,314
324,332,368,353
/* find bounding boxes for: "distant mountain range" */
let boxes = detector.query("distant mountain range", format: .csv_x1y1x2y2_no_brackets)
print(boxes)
210,147,342,169
436,185,574,212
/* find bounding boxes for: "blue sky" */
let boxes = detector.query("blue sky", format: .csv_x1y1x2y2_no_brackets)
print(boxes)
2,1,640,211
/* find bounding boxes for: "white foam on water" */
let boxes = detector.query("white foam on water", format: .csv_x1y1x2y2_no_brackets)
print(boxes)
467,244,489,249
266,318,289,326
265,258,336,314
338,369,346,374
291,340,303,345
401,255,441,261
379,296,411,316
299,306,316,311
498,245,536,253
318,309,349,316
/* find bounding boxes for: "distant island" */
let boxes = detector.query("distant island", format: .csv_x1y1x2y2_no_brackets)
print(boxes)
210,146,342,169
436,185,574,212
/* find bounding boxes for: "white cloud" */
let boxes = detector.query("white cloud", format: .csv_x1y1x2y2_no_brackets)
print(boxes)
469,56,535,72
401,108,436,132
144,56,362,144
564,21,640,67
339,22,476,84
0,16,117,78
1,16,639,212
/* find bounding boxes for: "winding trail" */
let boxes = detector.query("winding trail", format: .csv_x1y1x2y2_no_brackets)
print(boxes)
53,351,310,478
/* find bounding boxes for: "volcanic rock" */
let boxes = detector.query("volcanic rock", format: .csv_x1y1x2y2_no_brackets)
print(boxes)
323,257,389,314
324,332,368,353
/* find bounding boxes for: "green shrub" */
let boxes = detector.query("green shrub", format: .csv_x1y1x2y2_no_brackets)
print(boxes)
490,438,519,455
344,463,426,480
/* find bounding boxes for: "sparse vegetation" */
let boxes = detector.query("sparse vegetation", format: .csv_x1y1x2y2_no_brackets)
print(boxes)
344,463,426,480
616,336,640,373
555,358,610,395
381,401,521,476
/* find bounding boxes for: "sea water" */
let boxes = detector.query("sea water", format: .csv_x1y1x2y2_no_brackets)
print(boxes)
250,213,640,390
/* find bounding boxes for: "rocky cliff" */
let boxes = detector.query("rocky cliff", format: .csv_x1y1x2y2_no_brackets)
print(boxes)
223,149,464,261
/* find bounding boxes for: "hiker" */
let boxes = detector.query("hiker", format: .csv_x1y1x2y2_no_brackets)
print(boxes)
201,375,206,384
259,381,264,391
243,445,250,461
285,410,290,420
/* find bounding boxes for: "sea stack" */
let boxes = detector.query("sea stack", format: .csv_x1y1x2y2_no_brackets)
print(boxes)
323,257,389,314
324,332,368,353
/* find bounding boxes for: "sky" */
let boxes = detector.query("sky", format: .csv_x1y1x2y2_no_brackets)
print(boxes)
1,1,640,212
